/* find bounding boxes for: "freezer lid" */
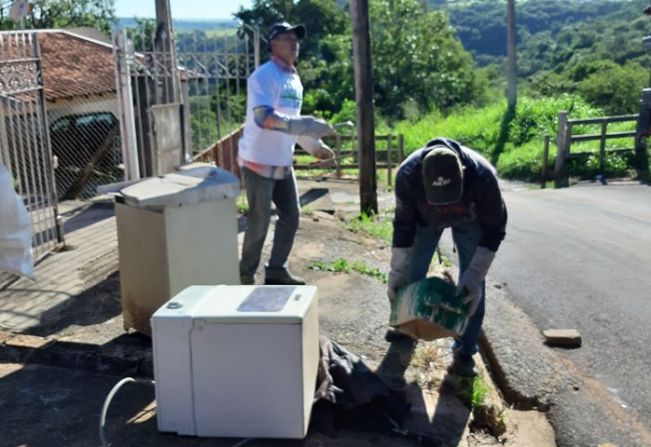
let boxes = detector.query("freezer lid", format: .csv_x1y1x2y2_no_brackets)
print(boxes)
192,285,317,324
151,285,216,320
119,165,240,208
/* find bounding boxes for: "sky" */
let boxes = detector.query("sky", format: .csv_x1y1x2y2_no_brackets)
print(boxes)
114,0,253,20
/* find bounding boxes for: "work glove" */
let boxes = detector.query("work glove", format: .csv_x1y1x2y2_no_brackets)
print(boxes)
313,144,335,161
388,246,412,302
288,116,335,139
456,246,495,316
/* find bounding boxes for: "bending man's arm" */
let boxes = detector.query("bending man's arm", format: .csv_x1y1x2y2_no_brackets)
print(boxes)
253,105,335,139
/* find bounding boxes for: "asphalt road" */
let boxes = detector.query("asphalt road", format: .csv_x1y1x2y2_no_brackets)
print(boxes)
485,182,651,446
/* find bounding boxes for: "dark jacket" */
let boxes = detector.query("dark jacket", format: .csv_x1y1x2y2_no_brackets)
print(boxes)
392,137,507,251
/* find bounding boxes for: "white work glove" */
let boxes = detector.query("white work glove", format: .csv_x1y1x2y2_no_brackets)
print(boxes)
297,136,335,160
456,246,495,316
313,144,335,160
287,116,335,139
388,247,412,302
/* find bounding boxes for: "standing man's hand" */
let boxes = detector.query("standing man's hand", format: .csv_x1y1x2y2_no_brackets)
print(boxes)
456,246,495,315
313,144,335,160
388,247,412,302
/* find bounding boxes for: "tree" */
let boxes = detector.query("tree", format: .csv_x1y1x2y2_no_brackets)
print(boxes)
578,61,648,115
1,0,116,35
369,0,484,117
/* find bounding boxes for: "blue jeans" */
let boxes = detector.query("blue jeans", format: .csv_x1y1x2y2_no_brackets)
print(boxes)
408,221,485,356
239,167,300,277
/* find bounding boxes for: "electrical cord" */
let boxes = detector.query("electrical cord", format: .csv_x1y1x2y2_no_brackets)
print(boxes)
99,377,155,447
98,377,252,447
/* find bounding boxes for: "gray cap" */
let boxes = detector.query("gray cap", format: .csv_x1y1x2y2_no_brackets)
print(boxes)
422,146,464,205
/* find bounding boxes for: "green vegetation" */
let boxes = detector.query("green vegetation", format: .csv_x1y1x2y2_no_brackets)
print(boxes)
345,211,394,244
310,258,388,283
1,0,116,33
230,0,650,181
395,94,638,181
236,193,249,215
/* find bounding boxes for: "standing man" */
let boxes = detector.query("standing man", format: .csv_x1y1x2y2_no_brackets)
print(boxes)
238,22,335,285
388,137,507,377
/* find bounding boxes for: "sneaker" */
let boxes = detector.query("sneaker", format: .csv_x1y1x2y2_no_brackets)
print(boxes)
264,266,305,285
447,352,477,378
240,274,255,285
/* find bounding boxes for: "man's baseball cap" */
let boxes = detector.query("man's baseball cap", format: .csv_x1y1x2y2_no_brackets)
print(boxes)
422,145,464,205
267,22,306,42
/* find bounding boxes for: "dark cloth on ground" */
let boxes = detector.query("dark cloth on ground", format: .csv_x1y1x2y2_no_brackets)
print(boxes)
311,335,411,437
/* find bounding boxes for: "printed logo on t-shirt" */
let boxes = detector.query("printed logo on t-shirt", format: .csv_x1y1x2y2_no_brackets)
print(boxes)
280,88,302,109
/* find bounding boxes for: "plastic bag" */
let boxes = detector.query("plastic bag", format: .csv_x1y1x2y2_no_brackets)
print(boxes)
0,164,34,279
389,276,469,341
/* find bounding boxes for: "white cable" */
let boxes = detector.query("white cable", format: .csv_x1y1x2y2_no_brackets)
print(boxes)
98,376,251,447
99,377,155,447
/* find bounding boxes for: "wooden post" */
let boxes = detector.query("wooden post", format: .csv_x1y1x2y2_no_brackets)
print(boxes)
335,133,342,179
541,134,550,189
554,111,569,188
634,88,651,184
599,121,608,173
398,134,404,164
350,0,378,215
155,0,179,104
387,134,393,186
506,0,517,109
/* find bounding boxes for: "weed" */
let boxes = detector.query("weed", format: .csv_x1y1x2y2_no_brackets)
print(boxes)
454,375,488,409
345,211,394,243
236,193,249,215
310,258,388,284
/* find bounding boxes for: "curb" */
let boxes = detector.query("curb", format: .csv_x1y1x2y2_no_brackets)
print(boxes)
0,330,153,378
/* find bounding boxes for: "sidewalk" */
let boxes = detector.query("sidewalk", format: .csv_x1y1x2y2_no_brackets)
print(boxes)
0,177,555,447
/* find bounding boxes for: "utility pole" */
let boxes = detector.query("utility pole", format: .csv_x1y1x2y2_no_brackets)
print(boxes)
155,0,179,104
349,0,378,215
506,0,517,109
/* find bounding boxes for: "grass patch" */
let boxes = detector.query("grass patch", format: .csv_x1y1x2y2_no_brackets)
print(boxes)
310,258,388,284
454,375,488,409
345,210,394,244
236,193,248,215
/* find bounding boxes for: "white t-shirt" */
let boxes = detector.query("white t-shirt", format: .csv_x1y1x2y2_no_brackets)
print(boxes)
238,60,303,167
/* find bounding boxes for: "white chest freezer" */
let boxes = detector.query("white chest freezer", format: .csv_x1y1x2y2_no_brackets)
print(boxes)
151,285,319,439
116,165,241,336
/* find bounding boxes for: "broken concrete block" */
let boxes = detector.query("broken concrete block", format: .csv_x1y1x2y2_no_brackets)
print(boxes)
543,329,582,348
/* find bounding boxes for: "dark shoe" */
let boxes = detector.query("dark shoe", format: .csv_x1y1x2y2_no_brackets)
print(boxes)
240,274,255,285
264,267,305,285
384,327,416,343
447,352,477,378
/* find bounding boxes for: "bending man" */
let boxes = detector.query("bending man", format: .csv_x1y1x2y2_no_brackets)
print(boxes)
388,137,507,377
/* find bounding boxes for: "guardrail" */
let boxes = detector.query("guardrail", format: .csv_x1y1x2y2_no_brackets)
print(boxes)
193,127,405,185
553,111,638,187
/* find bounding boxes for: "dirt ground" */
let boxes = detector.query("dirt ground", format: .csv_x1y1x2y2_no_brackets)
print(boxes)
0,177,556,447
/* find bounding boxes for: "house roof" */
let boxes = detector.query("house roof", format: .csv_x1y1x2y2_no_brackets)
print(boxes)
38,31,116,101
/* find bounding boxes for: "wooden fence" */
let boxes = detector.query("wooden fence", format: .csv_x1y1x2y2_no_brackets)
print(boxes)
553,111,638,187
193,127,405,185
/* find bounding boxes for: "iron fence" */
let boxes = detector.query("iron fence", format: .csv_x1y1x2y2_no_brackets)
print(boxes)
176,28,257,158
0,31,61,263
47,100,122,200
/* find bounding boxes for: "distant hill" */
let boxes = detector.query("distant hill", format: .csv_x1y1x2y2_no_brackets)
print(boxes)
427,0,650,69
117,17,237,32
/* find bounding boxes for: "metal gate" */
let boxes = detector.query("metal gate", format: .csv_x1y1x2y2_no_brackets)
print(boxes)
114,24,259,178
0,31,61,261
176,26,259,167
